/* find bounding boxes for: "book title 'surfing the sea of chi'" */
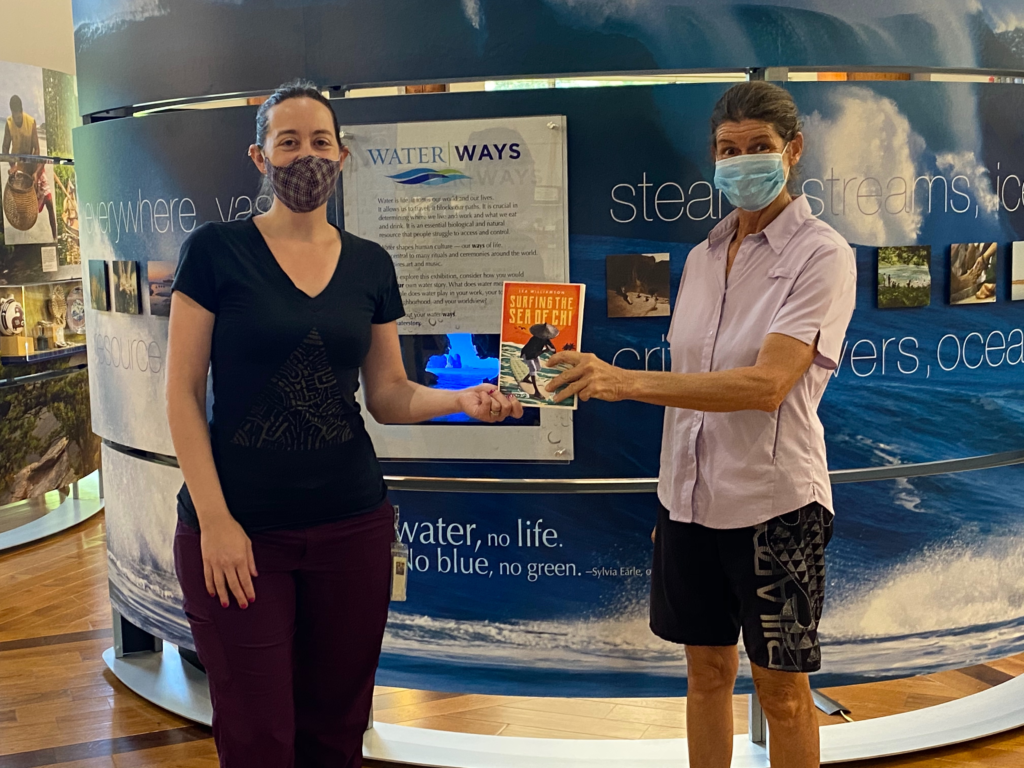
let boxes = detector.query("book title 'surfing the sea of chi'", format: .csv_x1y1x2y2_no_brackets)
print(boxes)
499,282,585,409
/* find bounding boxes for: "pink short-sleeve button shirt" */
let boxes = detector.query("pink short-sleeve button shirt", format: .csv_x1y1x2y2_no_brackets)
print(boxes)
658,195,857,529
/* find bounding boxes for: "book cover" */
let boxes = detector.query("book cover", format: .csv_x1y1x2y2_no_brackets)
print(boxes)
499,281,585,409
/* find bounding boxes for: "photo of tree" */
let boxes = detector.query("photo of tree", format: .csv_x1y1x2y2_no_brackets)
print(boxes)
42,70,80,161
0,368,100,505
88,260,109,311
878,246,931,309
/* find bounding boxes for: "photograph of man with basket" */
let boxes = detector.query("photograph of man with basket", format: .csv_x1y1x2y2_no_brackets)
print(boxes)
2,92,57,243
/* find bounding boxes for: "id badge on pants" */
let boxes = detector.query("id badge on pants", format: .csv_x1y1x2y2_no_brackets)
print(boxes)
390,505,408,602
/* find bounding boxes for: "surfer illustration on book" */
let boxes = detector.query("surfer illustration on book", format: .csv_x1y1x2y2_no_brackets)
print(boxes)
513,322,558,399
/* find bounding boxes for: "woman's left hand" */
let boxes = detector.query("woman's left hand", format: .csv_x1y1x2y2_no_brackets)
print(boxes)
545,351,632,403
457,384,525,422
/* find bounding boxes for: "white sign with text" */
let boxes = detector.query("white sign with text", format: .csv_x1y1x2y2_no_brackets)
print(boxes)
342,115,569,335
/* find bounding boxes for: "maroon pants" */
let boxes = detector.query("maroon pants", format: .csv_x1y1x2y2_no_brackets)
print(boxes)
173,501,394,768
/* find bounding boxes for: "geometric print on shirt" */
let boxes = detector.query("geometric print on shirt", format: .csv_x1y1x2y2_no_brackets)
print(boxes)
752,505,830,672
231,328,354,450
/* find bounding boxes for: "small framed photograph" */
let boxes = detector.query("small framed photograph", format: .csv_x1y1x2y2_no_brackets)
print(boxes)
950,243,997,305
88,260,110,311
878,246,930,309
112,260,141,315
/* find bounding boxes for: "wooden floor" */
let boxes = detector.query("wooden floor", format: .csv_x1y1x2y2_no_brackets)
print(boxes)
2,512,1024,766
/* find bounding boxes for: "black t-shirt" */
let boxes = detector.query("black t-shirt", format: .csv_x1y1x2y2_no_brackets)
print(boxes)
171,217,404,532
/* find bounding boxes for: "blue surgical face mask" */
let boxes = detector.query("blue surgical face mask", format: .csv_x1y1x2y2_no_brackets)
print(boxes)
714,147,789,212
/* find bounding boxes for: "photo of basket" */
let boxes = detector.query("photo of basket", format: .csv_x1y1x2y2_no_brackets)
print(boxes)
2,169,39,232
54,171,79,240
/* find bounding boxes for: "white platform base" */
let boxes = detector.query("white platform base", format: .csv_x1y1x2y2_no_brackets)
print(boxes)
103,645,212,724
104,645,1024,766
0,475,103,552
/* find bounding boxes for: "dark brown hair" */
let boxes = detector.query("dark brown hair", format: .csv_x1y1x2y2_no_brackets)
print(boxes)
255,79,341,199
710,81,803,190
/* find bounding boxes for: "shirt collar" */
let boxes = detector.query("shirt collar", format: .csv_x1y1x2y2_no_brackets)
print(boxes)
707,209,740,250
706,195,814,255
762,195,814,254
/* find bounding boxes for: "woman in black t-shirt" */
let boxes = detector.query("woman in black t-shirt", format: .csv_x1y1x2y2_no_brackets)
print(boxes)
166,80,523,768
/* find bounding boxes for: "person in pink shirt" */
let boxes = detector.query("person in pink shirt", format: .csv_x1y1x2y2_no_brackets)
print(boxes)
548,81,856,768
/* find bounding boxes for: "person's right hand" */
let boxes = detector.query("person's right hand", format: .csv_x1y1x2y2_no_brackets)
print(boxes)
200,516,257,609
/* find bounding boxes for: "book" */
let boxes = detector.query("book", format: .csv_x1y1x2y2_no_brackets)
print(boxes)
499,281,585,409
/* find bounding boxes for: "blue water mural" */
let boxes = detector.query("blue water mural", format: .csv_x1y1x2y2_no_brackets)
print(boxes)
378,231,1024,695
71,0,1024,116
371,80,1024,695
381,470,1024,696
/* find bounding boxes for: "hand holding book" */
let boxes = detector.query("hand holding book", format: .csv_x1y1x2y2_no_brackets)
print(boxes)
544,351,632,404
457,384,525,422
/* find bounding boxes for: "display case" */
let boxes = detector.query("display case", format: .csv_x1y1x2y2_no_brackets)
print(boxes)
0,279,86,363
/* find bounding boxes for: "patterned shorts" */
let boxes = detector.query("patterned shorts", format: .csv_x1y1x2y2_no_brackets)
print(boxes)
650,502,833,673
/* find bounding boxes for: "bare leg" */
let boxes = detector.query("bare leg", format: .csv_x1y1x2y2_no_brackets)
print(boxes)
685,645,739,768
46,199,57,241
751,665,819,768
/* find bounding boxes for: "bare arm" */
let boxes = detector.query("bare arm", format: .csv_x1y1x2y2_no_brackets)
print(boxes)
547,332,817,412
30,125,40,157
361,322,523,424
1,123,9,155
166,292,227,523
166,292,255,608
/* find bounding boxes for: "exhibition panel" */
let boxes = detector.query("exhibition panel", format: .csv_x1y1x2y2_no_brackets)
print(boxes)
0,57,96,524
64,0,1024,763
76,80,1024,696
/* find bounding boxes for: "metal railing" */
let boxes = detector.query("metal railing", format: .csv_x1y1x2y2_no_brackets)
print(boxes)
102,440,1024,491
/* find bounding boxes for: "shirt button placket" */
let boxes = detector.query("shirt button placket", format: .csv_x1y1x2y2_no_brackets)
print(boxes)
691,295,724,519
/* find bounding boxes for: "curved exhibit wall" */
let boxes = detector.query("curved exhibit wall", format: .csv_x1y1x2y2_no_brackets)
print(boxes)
74,105,257,456
72,0,1024,116
102,442,191,648
78,78,1024,696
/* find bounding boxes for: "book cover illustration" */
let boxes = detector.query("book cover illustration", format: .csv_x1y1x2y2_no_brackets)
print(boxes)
499,282,585,409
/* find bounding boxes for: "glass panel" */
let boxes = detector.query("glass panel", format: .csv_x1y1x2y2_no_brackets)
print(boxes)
399,332,540,426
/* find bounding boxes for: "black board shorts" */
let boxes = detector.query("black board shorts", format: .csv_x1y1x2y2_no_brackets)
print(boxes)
650,501,833,673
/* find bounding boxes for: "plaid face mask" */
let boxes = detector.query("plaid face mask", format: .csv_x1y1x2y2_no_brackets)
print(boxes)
263,153,341,213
